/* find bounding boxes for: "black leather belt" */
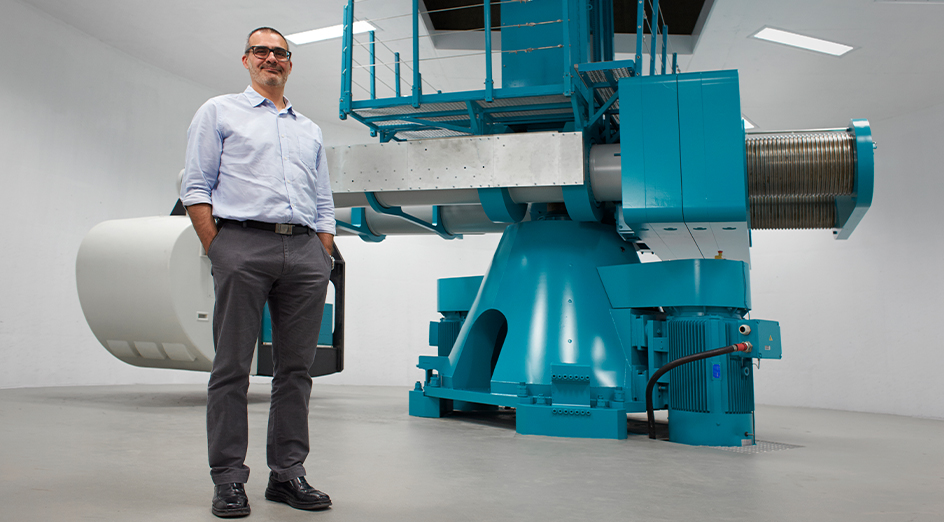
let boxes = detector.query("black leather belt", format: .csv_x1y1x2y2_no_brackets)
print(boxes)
218,219,311,236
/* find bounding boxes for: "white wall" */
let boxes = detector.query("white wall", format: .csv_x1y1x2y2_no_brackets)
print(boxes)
752,106,944,419
0,0,216,388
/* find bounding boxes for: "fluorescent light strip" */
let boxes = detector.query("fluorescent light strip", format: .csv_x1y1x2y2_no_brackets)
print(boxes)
752,27,853,56
286,21,376,45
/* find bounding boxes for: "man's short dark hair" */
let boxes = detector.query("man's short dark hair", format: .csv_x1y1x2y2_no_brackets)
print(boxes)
245,27,290,52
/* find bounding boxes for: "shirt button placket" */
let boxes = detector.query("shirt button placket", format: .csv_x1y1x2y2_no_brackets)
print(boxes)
279,114,298,223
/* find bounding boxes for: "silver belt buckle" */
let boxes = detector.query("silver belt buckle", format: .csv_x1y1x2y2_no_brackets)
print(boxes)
275,223,294,235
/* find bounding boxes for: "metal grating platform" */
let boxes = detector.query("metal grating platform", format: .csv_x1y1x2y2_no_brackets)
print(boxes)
345,61,639,140
473,94,571,108
349,92,578,139
354,102,468,119
706,440,804,454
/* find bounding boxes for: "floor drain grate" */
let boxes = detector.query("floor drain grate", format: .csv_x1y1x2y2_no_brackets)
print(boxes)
707,440,803,454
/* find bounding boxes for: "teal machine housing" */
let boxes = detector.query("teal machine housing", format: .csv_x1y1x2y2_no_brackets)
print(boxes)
335,0,873,446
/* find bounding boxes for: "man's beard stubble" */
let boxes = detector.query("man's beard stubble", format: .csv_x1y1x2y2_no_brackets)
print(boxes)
252,63,287,88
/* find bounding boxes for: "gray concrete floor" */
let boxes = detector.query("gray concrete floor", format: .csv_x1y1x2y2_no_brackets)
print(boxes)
1,384,942,522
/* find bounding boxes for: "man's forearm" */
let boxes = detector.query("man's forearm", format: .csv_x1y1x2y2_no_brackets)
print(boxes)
186,203,218,254
317,232,334,256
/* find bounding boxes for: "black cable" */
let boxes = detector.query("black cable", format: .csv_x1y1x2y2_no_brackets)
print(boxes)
646,342,752,440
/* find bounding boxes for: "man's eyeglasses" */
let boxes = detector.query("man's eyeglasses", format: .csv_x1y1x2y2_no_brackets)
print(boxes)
245,45,291,62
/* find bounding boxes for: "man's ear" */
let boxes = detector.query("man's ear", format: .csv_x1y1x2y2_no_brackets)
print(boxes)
242,54,250,70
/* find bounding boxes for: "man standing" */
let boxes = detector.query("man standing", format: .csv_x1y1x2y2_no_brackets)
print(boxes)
180,27,335,518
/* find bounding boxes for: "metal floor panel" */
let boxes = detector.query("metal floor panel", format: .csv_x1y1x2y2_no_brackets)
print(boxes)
708,440,804,454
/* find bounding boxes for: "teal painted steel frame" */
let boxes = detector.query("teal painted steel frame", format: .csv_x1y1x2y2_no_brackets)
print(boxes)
634,0,644,76
338,0,615,140
598,259,752,310
409,221,644,439
394,52,401,97
835,119,874,239
339,1,354,120
369,31,376,100
618,71,750,262
484,0,494,102
661,25,667,75
365,193,460,240
412,0,421,108
478,187,527,223
335,207,386,243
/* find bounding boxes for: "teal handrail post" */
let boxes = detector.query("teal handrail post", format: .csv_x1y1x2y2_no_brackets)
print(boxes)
661,24,667,74
369,31,376,100
339,0,354,118
412,0,422,108
649,0,659,76
395,52,401,97
672,52,677,74
562,0,573,96
600,0,614,62
634,0,644,76
592,0,603,62
484,0,494,102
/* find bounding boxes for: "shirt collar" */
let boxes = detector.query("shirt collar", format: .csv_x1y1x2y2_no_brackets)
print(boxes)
243,85,295,116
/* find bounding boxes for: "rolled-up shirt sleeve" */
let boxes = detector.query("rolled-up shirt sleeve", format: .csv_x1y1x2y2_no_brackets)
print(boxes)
313,128,336,236
180,100,222,206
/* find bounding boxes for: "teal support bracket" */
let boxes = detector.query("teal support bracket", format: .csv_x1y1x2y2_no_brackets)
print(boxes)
562,183,603,222
598,259,751,310
516,403,628,439
397,117,474,136
418,355,450,374
835,119,874,240
365,193,461,239
570,95,587,130
478,187,527,223
335,207,386,243
409,383,450,417
588,89,619,127
466,101,483,134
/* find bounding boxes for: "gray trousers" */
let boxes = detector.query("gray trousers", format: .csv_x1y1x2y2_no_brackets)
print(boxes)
206,223,331,485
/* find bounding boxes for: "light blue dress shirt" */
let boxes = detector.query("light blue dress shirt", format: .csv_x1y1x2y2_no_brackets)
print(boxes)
180,86,335,235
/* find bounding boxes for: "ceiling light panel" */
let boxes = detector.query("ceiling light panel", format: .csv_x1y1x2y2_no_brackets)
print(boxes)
286,21,376,46
752,27,853,56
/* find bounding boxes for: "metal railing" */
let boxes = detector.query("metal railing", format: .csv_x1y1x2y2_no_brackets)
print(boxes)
338,0,680,137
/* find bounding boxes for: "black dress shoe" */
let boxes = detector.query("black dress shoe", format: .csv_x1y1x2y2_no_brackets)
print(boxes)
211,483,250,518
265,475,332,510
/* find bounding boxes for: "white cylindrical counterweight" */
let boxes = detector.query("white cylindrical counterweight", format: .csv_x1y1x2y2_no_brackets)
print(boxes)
76,216,215,371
